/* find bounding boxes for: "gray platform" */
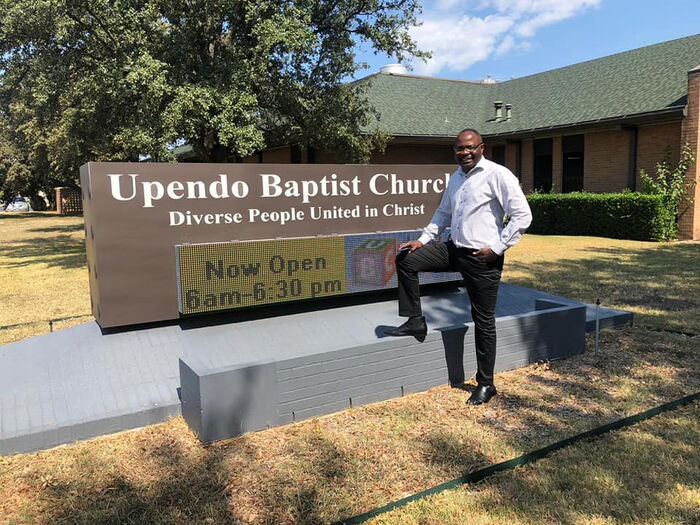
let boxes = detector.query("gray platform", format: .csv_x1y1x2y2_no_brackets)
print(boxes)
0,284,632,455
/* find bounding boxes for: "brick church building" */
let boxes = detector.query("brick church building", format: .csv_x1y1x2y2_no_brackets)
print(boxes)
182,34,700,239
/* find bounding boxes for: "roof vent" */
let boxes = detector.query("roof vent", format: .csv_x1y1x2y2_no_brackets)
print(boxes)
493,101,503,120
380,64,408,75
504,104,512,121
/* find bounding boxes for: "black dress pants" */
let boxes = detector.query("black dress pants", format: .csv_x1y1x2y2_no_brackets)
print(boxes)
396,241,503,386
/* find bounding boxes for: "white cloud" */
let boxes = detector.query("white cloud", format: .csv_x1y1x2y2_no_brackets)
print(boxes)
494,34,516,56
411,14,515,75
409,0,602,75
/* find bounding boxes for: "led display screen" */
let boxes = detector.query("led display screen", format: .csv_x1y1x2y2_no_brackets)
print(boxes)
176,230,460,315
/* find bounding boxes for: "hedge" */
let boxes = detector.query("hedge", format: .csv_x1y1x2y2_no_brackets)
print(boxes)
526,192,674,241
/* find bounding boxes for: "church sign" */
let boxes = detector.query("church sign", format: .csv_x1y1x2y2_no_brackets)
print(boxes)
80,162,457,327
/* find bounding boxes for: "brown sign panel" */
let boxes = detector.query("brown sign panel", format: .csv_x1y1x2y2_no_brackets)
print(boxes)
81,162,455,327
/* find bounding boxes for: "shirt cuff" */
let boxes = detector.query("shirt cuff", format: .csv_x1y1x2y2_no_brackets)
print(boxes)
491,240,508,256
417,233,432,246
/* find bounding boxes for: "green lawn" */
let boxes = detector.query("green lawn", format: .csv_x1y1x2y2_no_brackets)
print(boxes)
0,213,698,524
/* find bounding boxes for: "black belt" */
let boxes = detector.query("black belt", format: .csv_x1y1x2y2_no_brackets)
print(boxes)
447,240,479,254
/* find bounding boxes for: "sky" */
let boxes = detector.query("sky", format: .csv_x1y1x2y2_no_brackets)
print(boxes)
355,0,700,82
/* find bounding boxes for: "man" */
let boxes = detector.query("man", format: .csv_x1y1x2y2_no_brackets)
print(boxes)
385,128,532,405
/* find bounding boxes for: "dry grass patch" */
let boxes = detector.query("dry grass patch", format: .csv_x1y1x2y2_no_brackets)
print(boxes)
1,327,697,524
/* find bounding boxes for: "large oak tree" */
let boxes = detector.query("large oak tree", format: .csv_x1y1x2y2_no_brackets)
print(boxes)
0,0,426,200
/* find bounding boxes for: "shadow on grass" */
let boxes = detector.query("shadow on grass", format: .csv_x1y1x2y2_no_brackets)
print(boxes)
0,212,57,221
28,223,85,234
501,332,692,429
1,235,86,270
46,437,241,525
378,330,700,523
422,430,491,474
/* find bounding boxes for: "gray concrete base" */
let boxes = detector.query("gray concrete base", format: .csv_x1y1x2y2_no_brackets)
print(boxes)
0,283,632,455
180,299,587,443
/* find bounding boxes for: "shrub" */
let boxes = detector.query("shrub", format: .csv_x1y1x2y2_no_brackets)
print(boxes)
526,192,673,241
639,143,696,240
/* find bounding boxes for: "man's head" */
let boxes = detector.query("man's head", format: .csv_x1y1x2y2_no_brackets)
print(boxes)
453,128,484,172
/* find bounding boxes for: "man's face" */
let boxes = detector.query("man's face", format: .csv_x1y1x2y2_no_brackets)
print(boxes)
453,132,483,172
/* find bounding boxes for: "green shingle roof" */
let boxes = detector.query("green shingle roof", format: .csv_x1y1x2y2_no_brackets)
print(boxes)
362,34,700,137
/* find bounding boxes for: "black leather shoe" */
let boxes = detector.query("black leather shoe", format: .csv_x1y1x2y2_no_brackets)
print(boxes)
384,316,427,343
467,385,497,405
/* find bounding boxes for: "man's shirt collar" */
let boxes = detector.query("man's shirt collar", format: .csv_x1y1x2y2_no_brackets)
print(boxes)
460,156,488,177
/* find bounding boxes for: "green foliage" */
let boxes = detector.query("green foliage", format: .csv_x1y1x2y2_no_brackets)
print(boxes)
0,0,427,198
639,143,696,239
527,192,675,241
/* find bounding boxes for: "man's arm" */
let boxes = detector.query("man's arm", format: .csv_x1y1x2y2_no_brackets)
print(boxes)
408,184,452,252
490,169,532,256
399,186,452,253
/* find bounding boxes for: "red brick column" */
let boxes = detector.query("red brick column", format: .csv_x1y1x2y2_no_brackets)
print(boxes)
55,187,65,214
54,187,83,215
679,66,700,240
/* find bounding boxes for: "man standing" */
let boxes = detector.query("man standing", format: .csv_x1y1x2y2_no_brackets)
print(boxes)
385,128,532,405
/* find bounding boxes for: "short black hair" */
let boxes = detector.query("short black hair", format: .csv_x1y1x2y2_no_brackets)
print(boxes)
456,128,483,141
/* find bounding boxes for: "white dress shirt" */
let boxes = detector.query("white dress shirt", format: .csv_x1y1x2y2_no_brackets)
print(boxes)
417,156,532,255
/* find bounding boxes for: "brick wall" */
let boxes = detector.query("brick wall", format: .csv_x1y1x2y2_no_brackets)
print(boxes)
261,146,291,163
636,121,682,188
314,150,340,163
679,68,700,240
583,130,630,192
370,144,455,164
505,142,519,178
